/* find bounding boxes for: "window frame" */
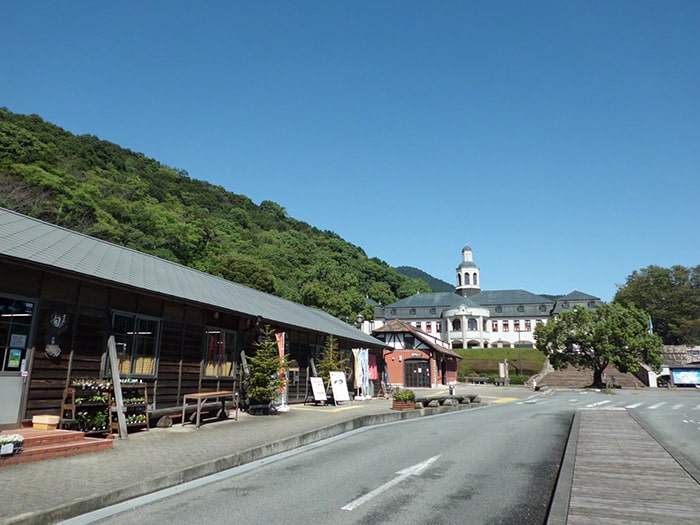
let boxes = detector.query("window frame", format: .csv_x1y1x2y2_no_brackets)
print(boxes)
111,311,162,378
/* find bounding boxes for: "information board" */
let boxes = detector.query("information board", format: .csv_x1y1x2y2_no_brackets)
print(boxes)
309,377,327,401
329,371,350,403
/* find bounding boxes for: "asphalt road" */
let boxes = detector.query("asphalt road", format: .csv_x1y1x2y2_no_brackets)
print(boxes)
72,395,572,525
62,388,700,525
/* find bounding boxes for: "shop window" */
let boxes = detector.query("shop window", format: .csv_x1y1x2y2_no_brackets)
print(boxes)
112,312,161,376
0,296,34,372
203,328,237,377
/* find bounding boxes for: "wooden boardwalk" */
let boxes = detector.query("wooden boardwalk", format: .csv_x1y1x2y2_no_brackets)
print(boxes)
562,409,700,524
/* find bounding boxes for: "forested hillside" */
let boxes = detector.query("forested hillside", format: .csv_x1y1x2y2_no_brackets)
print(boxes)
0,107,432,320
396,266,453,292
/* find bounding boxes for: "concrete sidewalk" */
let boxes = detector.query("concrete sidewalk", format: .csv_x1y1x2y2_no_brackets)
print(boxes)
1,386,500,525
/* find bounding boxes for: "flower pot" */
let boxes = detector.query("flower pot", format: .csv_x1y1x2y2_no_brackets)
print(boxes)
392,400,416,411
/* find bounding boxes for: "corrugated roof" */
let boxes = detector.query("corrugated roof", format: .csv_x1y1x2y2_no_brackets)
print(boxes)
0,208,383,348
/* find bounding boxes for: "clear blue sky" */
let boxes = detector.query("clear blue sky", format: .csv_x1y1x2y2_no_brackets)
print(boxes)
3,1,698,302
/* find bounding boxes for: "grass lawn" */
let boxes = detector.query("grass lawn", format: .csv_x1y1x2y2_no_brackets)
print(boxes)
456,347,546,381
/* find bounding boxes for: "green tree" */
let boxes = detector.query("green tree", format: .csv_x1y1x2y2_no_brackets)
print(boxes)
615,265,700,346
242,325,285,406
315,335,350,389
535,303,663,388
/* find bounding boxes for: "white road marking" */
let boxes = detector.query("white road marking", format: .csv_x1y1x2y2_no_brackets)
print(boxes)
585,400,612,408
625,402,643,408
647,402,666,410
341,455,441,511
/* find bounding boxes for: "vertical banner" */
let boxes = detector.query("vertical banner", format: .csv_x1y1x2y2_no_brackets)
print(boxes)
275,332,289,412
353,348,370,400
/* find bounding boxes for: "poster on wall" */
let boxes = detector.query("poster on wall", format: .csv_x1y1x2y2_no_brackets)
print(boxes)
6,349,22,369
329,371,350,403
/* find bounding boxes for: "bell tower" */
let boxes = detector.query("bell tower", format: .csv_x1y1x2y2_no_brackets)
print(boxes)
456,244,481,297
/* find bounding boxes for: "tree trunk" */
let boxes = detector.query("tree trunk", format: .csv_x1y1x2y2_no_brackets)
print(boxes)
592,367,605,388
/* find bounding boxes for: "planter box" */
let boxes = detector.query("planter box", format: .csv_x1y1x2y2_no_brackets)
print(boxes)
392,400,416,411
33,414,60,430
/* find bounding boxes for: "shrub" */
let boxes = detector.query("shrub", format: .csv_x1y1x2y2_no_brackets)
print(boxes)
393,388,416,402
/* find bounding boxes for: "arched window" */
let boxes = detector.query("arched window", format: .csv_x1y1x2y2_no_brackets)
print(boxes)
452,319,461,331
457,274,462,286
464,273,470,285
473,273,478,286
468,318,477,331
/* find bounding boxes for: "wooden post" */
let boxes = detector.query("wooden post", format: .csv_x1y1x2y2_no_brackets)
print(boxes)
107,336,128,439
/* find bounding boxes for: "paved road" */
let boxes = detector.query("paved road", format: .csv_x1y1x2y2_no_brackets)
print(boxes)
71,394,572,525
60,388,700,525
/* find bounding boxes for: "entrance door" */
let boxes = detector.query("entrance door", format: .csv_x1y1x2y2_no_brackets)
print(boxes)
0,297,35,428
404,359,431,388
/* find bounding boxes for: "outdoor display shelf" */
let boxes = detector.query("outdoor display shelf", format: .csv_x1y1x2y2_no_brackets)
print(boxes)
61,382,111,435
110,381,149,433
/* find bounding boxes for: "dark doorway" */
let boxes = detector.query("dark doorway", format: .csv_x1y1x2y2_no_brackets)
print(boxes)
404,359,430,388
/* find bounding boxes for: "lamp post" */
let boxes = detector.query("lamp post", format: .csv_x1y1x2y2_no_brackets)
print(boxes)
515,329,525,376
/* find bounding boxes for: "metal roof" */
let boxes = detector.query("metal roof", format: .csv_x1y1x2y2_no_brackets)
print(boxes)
0,207,383,347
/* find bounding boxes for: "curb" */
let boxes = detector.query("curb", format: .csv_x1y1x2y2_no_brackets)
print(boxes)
6,403,476,525
546,411,579,525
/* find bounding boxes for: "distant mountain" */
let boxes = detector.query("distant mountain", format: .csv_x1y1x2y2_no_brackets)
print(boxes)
396,266,454,293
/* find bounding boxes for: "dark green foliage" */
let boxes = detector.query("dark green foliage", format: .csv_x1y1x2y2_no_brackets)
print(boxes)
535,303,663,388
396,266,453,292
315,335,350,387
615,265,700,346
0,107,444,319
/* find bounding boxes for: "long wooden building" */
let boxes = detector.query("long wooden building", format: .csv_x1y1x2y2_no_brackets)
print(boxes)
0,207,386,429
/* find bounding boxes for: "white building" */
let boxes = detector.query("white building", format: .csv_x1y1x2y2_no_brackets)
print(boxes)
372,244,602,349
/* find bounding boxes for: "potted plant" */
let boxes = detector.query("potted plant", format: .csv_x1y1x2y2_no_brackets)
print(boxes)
0,434,24,455
242,325,286,415
392,388,416,410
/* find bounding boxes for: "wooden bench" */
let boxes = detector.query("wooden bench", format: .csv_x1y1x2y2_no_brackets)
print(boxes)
181,391,238,429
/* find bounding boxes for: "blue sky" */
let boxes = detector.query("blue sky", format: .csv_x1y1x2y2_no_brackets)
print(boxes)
3,1,698,302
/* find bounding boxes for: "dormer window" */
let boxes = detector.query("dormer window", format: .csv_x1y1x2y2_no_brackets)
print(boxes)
495,306,503,313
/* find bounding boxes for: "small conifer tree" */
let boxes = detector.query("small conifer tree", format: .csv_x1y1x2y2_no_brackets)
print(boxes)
243,325,285,405
316,334,350,390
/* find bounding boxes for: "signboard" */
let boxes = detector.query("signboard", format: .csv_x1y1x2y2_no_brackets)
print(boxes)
329,371,350,403
309,377,327,401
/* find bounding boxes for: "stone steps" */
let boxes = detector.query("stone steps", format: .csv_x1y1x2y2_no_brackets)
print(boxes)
0,428,113,467
540,365,645,389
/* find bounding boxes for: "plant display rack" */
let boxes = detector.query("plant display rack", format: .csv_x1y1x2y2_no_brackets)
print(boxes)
60,379,112,435
111,381,149,433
